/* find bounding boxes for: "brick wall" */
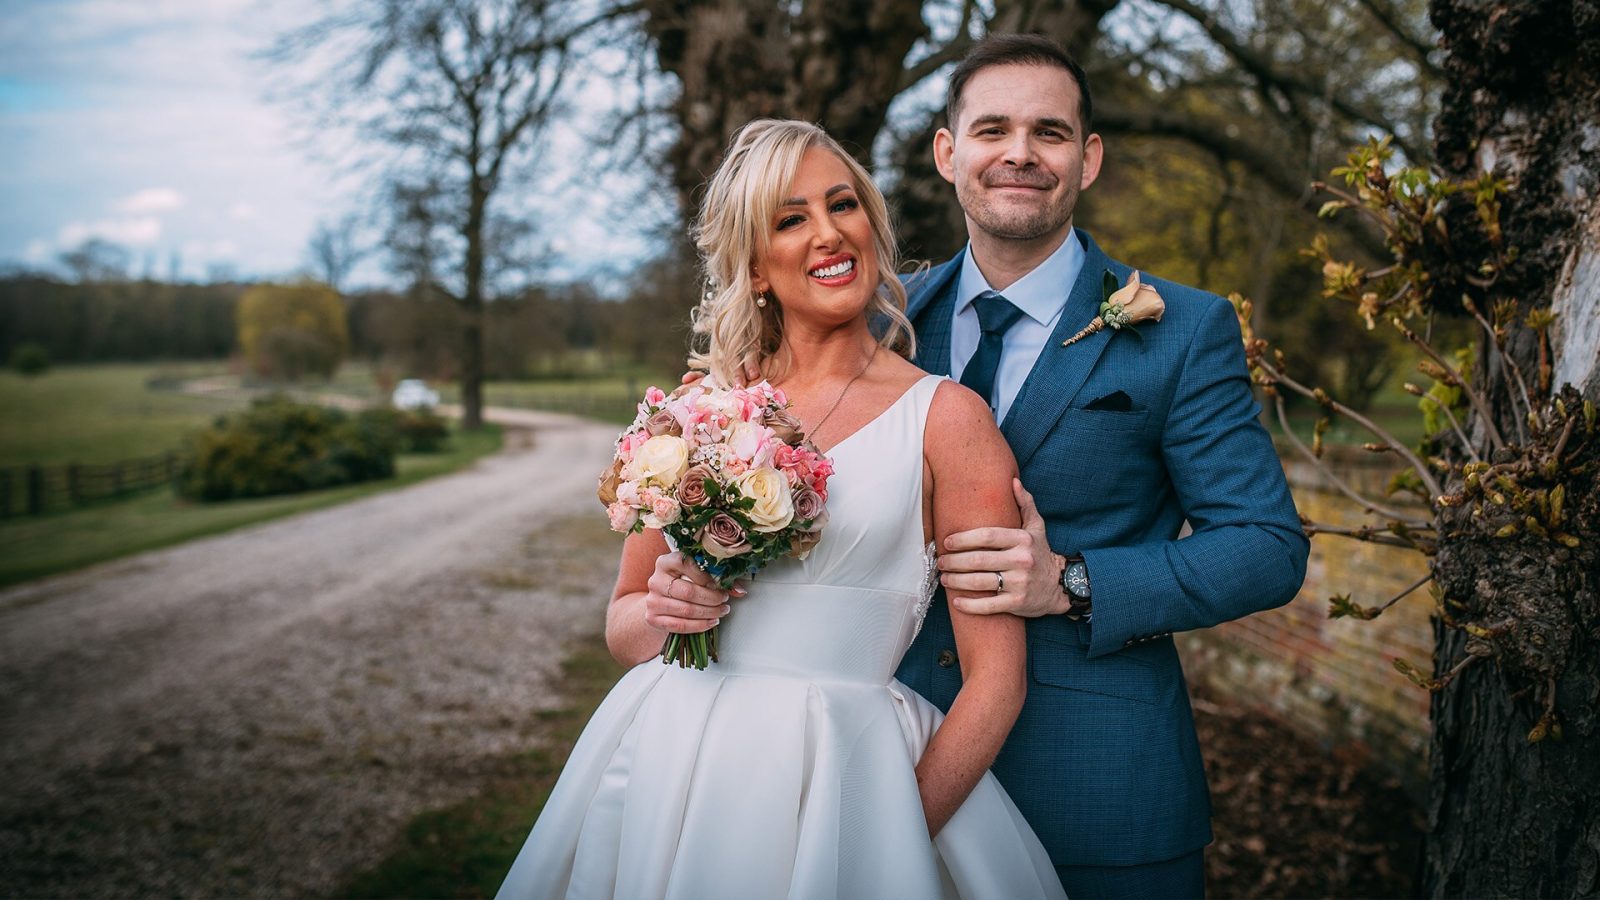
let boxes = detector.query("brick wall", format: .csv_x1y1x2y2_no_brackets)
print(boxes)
1179,448,1433,788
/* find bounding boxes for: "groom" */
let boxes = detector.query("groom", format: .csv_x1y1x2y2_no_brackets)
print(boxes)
894,34,1309,899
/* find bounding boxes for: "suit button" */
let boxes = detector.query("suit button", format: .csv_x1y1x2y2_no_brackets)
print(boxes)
937,649,957,668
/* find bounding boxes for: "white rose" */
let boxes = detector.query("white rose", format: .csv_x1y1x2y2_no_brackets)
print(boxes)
625,434,690,489
735,467,794,533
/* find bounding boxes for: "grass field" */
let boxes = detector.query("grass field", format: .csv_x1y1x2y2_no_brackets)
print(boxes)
315,363,677,427
0,363,238,467
0,363,504,587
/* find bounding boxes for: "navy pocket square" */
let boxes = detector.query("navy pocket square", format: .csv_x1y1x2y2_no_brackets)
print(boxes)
1085,390,1134,412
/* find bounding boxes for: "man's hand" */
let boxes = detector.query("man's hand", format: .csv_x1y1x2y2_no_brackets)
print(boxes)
642,552,744,633
676,358,761,391
939,479,1066,617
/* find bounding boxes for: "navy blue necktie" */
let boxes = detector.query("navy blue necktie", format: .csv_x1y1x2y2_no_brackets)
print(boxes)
959,292,1026,410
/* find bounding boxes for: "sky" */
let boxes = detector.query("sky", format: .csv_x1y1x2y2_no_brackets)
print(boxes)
0,0,655,288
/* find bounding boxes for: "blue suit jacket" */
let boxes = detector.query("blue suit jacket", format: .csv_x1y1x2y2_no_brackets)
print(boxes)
895,228,1308,868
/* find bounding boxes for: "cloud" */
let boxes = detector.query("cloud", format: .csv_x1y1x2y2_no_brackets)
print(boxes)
58,216,162,246
228,202,257,221
181,238,238,259
24,239,50,262
117,187,185,214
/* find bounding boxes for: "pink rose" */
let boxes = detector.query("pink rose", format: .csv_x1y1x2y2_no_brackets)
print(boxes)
646,494,681,527
606,500,639,532
699,512,751,560
645,385,667,406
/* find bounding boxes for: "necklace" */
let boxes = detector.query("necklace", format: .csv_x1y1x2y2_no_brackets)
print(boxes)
806,343,880,441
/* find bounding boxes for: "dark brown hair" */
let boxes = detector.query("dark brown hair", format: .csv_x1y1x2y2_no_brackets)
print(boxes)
945,33,1094,136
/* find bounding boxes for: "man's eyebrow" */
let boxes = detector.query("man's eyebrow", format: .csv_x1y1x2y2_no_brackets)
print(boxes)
782,183,853,206
965,113,1078,136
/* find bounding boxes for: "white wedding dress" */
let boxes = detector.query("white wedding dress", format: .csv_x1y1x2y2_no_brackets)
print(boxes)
497,374,1066,900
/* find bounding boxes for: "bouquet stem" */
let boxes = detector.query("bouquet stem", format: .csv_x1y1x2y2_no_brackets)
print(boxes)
660,627,718,670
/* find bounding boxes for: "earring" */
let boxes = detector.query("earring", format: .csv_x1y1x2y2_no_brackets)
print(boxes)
755,290,768,308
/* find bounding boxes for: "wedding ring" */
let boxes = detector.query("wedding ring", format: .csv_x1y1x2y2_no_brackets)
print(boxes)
995,571,1005,593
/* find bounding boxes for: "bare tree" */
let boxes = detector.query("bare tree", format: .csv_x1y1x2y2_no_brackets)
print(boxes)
58,238,131,284
271,0,581,429
306,214,367,294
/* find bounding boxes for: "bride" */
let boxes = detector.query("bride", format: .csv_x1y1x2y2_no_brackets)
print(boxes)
497,119,1066,899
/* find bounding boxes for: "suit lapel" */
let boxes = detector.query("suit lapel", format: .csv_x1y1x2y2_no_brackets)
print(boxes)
907,257,961,376
1001,229,1130,467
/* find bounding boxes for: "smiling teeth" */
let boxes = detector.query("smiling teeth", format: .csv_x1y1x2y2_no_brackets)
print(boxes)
812,259,854,278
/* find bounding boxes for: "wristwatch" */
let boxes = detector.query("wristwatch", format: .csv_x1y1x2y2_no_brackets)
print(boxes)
1060,553,1092,620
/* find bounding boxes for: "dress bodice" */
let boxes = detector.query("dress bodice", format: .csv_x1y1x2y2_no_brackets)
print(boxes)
708,374,943,685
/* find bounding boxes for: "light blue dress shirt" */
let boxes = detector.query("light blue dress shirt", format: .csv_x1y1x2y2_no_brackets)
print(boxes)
950,233,1086,422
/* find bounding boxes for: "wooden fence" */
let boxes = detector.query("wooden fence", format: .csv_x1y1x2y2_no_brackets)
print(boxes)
0,452,183,518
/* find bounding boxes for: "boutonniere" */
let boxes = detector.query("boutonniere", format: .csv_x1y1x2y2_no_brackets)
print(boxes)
1061,270,1166,347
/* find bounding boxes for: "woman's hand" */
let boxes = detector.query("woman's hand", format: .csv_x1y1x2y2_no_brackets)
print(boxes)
642,552,742,634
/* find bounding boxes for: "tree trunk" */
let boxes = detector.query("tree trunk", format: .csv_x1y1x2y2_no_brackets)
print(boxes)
639,0,929,220
459,174,489,431
1425,2,1600,896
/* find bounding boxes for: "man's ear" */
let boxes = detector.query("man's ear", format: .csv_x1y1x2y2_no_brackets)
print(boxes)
1080,133,1104,191
933,127,957,184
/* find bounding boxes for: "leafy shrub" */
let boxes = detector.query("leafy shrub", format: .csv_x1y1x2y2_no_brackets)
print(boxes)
364,406,452,453
10,343,50,376
178,395,399,501
236,282,349,381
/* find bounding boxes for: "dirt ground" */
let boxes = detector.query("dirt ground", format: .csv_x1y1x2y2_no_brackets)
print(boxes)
1195,690,1425,898
0,409,623,898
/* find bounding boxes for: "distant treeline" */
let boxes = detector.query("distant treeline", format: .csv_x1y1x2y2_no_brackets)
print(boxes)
0,269,694,378
0,276,240,362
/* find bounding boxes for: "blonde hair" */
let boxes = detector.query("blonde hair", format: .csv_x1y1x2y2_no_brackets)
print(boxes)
688,119,914,386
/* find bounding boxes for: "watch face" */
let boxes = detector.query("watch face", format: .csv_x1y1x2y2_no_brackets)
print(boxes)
1064,561,1090,599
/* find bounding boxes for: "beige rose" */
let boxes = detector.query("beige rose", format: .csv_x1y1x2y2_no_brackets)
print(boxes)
1104,270,1165,327
763,408,805,444
792,528,823,560
735,467,794,533
625,434,690,488
676,463,715,507
597,457,624,506
700,512,751,560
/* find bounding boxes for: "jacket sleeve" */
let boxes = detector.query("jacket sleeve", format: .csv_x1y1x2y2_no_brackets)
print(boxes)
1079,296,1309,658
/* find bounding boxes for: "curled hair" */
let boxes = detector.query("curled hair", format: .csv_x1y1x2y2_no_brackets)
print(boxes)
688,119,914,386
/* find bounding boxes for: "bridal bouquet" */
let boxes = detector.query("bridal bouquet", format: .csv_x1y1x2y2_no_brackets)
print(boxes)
598,381,834,669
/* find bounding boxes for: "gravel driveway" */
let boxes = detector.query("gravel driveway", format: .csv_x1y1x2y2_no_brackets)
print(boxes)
0,408,623,898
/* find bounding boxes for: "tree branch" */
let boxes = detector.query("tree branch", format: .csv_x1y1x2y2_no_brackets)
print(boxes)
1259,356,1445,497
1352,0,1441,76
1143,0,1428,162
1273,394,1431,524
1097,103,1392,258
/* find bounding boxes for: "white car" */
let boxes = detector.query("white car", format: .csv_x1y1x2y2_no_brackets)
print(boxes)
392,378,440,410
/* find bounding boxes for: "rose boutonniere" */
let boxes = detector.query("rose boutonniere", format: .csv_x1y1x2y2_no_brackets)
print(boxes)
1061,270,1166,347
